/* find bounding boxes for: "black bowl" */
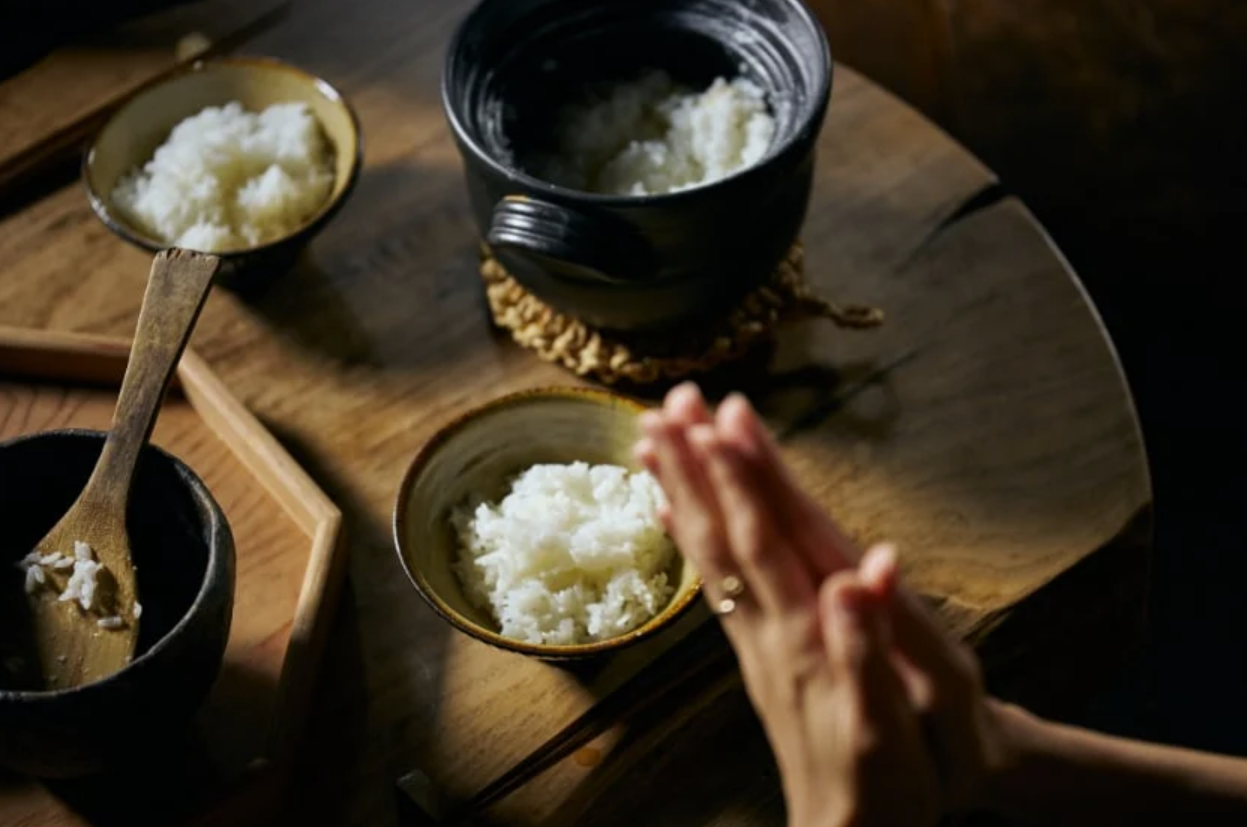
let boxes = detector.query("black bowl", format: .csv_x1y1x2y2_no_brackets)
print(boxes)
442,0,832,332
0,430,235,778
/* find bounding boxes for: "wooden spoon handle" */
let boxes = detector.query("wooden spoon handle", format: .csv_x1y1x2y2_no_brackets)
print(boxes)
82,249,221,510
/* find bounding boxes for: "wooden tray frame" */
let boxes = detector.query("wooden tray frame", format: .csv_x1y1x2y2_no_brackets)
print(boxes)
0,324,347,780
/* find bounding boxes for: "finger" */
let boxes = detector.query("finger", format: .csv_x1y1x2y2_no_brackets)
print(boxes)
876,564,973,690
859,543,899,601
639,411,702,515
656,502,674,536
717,399,959,698
716,395,860,575
866,556,986,807
857,543,928,686
821,572,891,680
852,543,962,690
892,590,986,807
715,397,965,683
640,413,736,580
665,381,712,427
693,425,815,614
637,427,728,604
633,437,658,476
820,573,920,741
638,384,711,507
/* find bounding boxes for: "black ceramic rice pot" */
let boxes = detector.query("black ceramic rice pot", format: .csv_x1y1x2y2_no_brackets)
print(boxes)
442,0,832,332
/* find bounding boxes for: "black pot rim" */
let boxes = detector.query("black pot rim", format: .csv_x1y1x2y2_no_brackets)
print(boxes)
441,0,832,206
0,429,232,702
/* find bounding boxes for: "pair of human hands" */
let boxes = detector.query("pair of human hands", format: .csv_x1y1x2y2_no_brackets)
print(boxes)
634,384,1011,827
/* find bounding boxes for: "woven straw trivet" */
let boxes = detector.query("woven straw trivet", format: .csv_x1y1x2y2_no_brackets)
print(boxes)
481,243,884,385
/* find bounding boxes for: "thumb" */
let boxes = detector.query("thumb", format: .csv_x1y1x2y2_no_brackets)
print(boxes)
821,572,930,773
820,572,896,694
858,541,975,693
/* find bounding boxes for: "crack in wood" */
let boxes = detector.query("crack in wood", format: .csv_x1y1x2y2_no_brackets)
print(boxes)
774,346,924,441
899,182,1008,272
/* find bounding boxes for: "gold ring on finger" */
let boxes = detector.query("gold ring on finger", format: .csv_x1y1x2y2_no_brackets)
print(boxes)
709,575,746,616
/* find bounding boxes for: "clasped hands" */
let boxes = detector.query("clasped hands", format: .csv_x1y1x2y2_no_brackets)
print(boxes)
634,384,1013,827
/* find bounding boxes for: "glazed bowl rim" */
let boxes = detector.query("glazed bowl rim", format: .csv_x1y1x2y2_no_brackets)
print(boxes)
392,386,703,659
82,55,364,260
0,429,231,701
441,0,833,207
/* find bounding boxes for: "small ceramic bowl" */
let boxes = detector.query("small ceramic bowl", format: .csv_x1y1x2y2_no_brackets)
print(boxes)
0,430,235,778
393,388,701,661
83,56,362,279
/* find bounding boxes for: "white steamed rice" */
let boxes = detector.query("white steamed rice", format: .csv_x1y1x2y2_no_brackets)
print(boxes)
14,540,137,627
111,101,334,252
452,462,676,645
534,71,775,196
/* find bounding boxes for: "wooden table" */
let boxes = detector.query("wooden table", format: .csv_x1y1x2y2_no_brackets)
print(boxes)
0,1,1151,825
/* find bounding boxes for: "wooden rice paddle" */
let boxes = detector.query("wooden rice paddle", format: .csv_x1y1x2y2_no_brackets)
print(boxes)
26,249,221,689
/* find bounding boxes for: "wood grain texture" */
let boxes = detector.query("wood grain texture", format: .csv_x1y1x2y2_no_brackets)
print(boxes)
22,252,219,689
0,0,1149,823
466,194,1155,827
0,0,287,196
804,0,1247,347
0,328,344,826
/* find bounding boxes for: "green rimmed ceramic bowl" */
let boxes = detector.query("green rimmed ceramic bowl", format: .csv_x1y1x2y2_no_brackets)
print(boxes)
82,56,362,280
393,387,701,661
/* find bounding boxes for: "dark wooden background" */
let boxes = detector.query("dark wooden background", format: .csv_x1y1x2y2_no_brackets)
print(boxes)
807,0,1247,760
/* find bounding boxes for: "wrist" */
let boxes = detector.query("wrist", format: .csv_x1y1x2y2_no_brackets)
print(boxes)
979,698,1050,814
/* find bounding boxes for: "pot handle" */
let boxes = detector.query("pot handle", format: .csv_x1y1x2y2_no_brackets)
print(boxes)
486,196,657,285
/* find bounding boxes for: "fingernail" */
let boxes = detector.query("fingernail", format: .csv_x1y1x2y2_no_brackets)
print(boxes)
720,394,767,446
639,411,664,435
672,381,699,398
862,542,897,585
722,392,748,414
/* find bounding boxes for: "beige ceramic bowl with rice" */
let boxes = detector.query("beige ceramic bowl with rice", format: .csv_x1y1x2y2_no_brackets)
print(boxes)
393,388,701,661
83,57,362,277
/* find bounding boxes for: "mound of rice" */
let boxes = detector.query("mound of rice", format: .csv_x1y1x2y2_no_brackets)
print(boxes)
111,101,334,253
452,462,677,645
533,71,775,196
15,540,137,629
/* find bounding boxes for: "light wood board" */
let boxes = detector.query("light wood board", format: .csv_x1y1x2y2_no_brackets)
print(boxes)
0,327,345,827
0,0,287,197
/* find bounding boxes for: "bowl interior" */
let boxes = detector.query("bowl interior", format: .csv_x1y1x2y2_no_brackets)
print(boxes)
396,391,700,655
0,432,214,692
84,59,359,251
447,0,829,184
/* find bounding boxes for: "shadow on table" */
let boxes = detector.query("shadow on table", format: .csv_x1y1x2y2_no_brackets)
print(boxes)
227,157,487,375
0,660,276,827
257,415,453,827
498,677,785,827
609,329,905,446
284,586,376,827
